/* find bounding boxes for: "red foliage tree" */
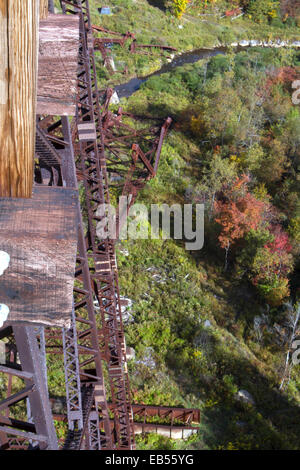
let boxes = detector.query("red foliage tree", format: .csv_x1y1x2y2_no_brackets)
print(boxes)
264,66,299,97
214,175,267,268
265,225,292,256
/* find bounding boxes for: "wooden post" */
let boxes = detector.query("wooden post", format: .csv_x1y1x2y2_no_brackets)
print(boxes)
39,0,48,20
0,1,39,198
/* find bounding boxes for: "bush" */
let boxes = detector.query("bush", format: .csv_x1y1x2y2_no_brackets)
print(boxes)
247,0,280,23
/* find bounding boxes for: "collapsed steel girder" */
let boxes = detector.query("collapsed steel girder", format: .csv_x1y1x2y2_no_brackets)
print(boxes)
91,24,177,75
51,401,200,443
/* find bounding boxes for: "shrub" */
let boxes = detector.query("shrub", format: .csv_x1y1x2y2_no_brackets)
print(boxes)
247,0,280,23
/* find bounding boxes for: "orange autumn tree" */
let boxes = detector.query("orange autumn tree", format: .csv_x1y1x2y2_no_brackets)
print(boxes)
214,175,266,269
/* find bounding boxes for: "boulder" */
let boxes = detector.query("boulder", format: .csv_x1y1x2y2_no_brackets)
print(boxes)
110,91,120,105
126,346,136,361
136,347,156,369
235,389,255,406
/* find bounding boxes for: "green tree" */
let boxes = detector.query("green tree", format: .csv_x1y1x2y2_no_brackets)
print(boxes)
195,154,238,218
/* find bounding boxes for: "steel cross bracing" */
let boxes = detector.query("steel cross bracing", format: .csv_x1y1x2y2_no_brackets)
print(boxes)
60,0,135,449
0,326,58,450
59,115,113,450
39,114,113,450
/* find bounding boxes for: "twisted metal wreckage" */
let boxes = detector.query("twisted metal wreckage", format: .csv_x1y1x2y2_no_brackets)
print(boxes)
0,0,200,450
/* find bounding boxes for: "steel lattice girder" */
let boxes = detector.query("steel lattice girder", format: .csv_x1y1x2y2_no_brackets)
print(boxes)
0,326,58,450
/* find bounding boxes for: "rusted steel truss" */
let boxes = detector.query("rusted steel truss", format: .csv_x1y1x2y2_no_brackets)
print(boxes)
60,0,136,450
0,326,58,450
40,114,113,450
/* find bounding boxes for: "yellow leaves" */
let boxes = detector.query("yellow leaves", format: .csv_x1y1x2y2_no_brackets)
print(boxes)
171,0,189,19
190,114,206,136
205,398,218,408
229,154,241,164
193,349,203,360
253,183,270,203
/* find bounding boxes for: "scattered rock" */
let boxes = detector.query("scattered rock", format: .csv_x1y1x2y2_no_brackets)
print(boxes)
236,421,247,428
151,273,166,283
110,172,122,182
126,346,136,361
229,39,300,49
110,91,120,105
249,40,261,47
120,296,132,310
123,311,134,324
146,266,157,273
235,389,255,406
51,397,66,415
0,341,5,363
136,347,156,370
119,296,134,324
105,56,117,72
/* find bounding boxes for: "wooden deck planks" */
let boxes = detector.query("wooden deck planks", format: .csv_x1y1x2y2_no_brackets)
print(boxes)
0,186,78,328
37,13,80,116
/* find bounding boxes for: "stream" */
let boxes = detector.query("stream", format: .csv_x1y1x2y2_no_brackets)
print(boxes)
115,47,227,98
115,40,300,99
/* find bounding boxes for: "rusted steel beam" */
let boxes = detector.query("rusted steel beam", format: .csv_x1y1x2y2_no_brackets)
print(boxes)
52,410,199,441
0,366,33,381
0,326,58,450
0,416,36,434
0,426,48,444
35,125,62,167
130,404,200,424
136,44,177,51
0,385,35,412
153,116,172,174
50,397,200,426
57,115,113,449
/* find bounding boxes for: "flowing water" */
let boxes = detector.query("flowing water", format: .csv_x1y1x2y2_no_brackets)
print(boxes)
115,47,227,98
